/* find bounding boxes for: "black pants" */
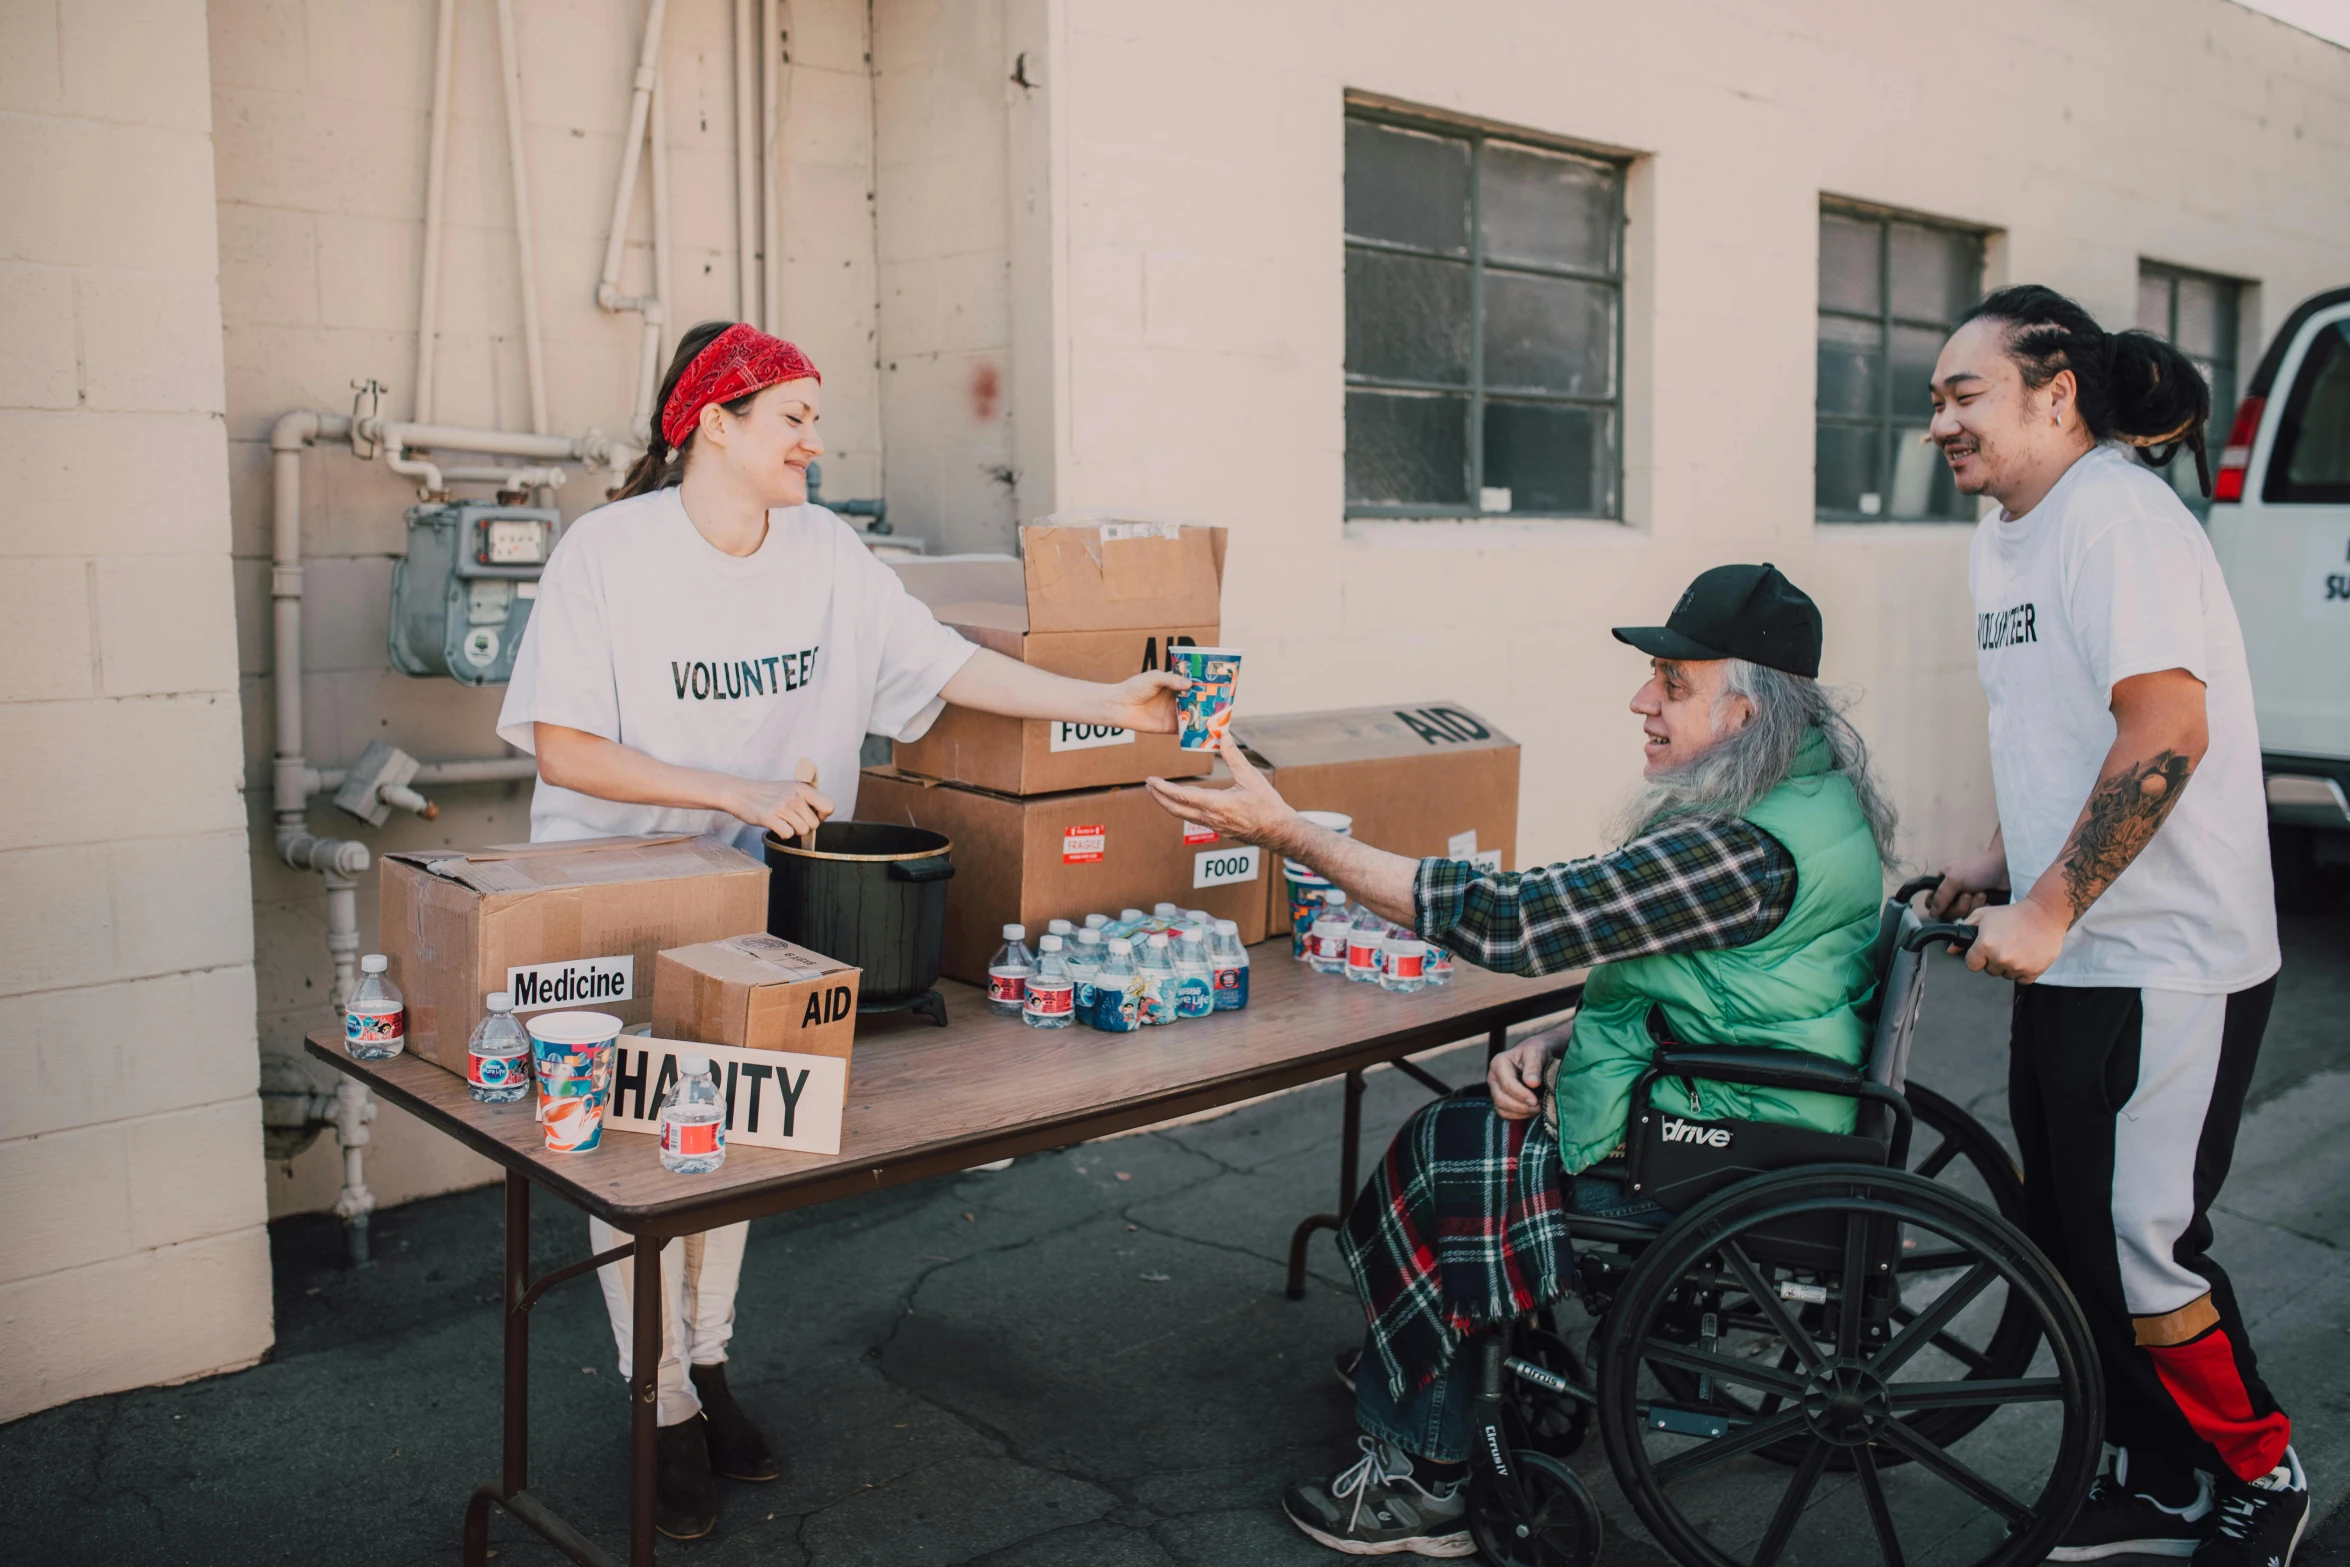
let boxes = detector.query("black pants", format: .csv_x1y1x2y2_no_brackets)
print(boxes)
2008,978,2291,1487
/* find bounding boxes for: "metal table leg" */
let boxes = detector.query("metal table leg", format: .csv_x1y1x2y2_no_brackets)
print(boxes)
630,1231,662,1564
461,1171,638,1567
1284,1069,1364,1300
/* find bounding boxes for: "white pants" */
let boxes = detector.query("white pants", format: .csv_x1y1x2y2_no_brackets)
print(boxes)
589,1218,749,1426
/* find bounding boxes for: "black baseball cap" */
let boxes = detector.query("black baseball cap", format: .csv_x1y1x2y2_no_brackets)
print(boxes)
1611,562,1822,679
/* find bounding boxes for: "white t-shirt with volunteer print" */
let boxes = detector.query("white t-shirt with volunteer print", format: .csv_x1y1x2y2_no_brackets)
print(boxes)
1968,443,2278,992
497,488,978,851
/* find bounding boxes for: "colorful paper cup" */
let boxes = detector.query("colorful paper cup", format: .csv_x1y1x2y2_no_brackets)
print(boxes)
525,1010,622,1153
1169,646,1244,752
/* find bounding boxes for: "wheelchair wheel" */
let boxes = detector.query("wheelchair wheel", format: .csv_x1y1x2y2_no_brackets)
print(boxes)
1469,1450,1602,1567
1596,1166,2100,1567
1504,1322,1592,1459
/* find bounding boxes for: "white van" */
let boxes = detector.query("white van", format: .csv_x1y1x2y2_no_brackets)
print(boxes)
2206,285,2350,911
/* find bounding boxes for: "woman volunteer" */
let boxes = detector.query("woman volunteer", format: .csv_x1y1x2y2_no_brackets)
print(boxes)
497,320,1183,1540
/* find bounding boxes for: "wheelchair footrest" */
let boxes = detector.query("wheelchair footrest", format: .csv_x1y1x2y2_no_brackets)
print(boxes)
1644,1403,1748,1440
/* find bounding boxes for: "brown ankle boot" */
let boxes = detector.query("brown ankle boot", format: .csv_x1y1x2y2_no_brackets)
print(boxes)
655,1415,718,1540
690,1361,780,1482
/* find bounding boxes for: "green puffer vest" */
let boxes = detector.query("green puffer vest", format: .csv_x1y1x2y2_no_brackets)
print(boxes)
1550,727,1882,1176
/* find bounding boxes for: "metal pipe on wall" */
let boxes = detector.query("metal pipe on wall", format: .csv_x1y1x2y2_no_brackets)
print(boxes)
734,0,759,326
761,0,782,331
413,0,457,422
494,0,551,436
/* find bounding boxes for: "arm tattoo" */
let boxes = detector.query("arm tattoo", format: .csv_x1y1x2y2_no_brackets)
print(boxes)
2055,749,2195,920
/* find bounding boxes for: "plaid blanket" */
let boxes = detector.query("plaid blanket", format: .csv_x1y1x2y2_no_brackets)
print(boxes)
1338,1087,1572,1402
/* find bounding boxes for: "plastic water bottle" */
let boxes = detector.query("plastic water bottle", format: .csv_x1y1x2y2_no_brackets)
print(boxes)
1344,910,1385,984
1210,919,1250,1011
1047,918,1075,943
1171,925,1215,1019
466,991,531,1102
1091,938,1142,1032
1184,909,1212,929
345,954,406,1060
1426,943,1455,987
657,1052,727,1173
1137,933,1178,1025
1354,902,1393,974
1068,928,1105,1016
988,924,1034,1015
1024,935,1077,1029
1307,893,1351,975
1147,902,1183,936
1083,913,1111,933
1380,936,1428,994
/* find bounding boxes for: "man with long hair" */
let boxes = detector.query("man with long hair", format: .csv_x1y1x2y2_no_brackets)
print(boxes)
1149,563,1897,1559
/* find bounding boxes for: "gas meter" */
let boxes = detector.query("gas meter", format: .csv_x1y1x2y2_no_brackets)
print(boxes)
387,503,561,685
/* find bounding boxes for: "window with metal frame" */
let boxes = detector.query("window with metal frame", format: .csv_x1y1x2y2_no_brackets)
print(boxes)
2136,262,2244,512
1343,107,1626,519
1816,201,1985,522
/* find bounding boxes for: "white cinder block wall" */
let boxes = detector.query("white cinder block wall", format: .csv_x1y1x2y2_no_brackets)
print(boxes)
1034,0,2350,874
0,0,273,1420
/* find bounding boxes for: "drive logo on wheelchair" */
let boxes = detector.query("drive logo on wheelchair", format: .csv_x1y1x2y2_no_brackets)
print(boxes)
1657,1116,1733,1148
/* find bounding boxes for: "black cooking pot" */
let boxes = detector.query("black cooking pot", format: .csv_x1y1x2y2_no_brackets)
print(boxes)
763,822,954,1009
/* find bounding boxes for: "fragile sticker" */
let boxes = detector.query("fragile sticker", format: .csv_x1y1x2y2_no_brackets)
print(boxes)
1183,821,1218,846
1064,825,1107,864
1049,721,1135,753
1193,844,1261,889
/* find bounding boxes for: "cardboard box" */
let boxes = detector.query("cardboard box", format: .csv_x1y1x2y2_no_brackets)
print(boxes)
889,520,1227,795
1229,703,1522,937
379,834,769,1076
856,765,1270,985
653,934,862,1058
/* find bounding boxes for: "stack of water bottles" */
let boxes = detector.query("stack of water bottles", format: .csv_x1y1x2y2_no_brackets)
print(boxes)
987,904,1253,1032
1299,889,1453,993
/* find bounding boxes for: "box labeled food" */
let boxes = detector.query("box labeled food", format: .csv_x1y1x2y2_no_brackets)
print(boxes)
856,765,1269,984
653,934,862,1058
604,1035,848,1155
1228,703,1521,937
888,520,1227,795
379,834,768,1077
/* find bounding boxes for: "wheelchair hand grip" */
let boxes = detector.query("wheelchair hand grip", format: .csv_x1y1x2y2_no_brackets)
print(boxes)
1892,874,1946,906
1902,920,1979,953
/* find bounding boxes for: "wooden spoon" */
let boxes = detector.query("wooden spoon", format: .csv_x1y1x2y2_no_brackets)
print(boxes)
794,758,820,851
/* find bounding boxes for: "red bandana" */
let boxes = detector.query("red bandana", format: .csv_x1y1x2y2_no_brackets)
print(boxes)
659,324,821,449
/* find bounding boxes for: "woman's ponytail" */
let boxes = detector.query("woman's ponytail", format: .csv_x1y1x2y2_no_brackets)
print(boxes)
1959,284,2214,496
613,319,753,500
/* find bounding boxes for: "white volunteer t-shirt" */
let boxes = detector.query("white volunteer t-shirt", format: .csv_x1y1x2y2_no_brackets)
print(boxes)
1968,443,2278,992
497,489,977,849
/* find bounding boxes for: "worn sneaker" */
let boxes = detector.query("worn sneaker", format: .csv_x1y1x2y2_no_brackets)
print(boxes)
2195,1448,2309,1567
1282,1436,1474,1558
2047,1447,2213,1560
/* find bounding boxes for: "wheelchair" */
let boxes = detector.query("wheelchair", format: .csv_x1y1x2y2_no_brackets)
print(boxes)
1454,878,2103,1567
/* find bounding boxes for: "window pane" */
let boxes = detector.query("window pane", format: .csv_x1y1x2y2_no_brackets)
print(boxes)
1482,142,1616,274
1483,271,1615,396
2137,272,2173,335
1817,422,1883,515
1345,249,1472,383
1817,315,1882,419
2174,276,2230,359
1345,120,1470,255
1890,427,1965,519
1484,400,1609,516
2273,320,2350,497
1890,324,1946,420
1346,389,1470,506
1819,212,1882,315
1889,221,1979,323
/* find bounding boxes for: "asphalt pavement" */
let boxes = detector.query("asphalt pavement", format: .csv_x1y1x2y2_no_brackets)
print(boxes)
4,908,2343,1566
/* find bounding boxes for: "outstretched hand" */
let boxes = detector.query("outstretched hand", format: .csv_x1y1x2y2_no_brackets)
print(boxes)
1106,670,1187,735
1144,732,1298,847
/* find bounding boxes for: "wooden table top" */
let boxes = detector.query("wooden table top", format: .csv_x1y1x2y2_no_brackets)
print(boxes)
305,944,1582,1237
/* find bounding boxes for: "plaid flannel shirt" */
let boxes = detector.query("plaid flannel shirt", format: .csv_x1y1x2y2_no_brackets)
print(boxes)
1414,815,1797,977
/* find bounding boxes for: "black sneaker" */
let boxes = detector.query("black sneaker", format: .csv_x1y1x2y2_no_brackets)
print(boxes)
1282,1437,1474,1558
2195,1449,2309,1567
2047,1448,2212,1560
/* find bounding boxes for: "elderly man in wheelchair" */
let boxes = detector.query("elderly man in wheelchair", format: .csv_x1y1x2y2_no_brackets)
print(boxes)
1150,564,2101,1567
